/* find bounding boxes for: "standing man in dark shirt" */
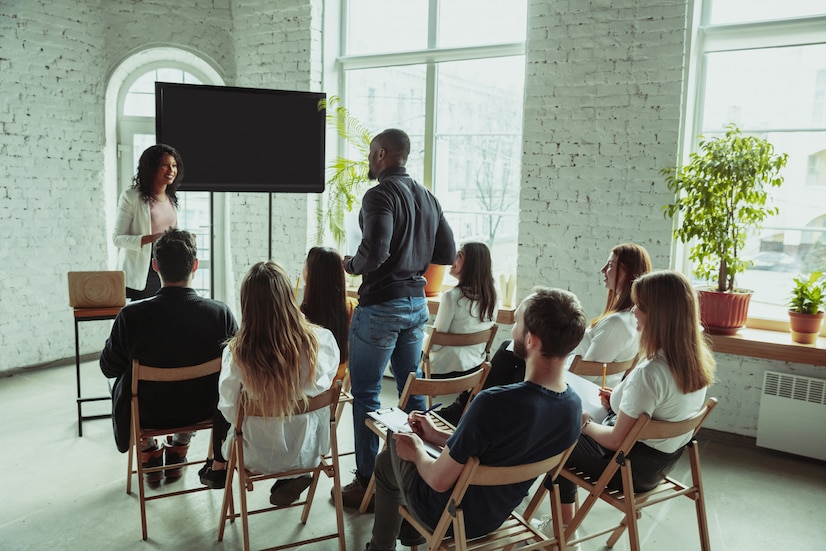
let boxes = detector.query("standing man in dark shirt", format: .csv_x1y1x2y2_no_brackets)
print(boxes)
342,128,456,509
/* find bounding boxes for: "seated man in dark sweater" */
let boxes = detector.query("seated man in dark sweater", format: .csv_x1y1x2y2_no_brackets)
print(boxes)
100,229,238,483
365,287,586,550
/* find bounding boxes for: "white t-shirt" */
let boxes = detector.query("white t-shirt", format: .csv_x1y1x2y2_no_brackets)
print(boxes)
428,286,498,375
218,326,340,473
611,354,708,453
568,310,639,387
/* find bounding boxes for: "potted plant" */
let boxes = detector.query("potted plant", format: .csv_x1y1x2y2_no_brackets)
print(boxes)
662,124,788,334
316,96,373,248
788,271,826,344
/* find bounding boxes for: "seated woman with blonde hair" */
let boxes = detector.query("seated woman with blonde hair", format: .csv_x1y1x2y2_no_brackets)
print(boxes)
199,261,339,506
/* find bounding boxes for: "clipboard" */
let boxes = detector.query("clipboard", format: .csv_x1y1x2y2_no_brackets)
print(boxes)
367,407,444,458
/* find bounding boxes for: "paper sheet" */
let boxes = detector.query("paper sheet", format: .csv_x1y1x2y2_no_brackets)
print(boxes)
565,371,610,423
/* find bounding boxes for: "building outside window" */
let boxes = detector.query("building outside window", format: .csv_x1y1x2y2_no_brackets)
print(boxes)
686,0,826,321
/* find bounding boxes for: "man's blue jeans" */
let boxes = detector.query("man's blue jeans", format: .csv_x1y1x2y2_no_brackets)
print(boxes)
349,297,429,479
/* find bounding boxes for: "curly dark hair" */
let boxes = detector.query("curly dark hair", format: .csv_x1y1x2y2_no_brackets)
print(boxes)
132,144,184,206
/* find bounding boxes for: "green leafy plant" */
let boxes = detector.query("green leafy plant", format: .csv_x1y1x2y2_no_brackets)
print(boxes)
316,96,374,245
789,272,826,314
662,124,788,292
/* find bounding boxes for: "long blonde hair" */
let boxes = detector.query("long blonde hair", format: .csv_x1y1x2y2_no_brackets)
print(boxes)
228,261,319,418
631,271,715,393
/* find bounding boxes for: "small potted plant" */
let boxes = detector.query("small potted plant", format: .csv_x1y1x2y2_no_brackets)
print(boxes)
662,124,788,334
788,271,826,344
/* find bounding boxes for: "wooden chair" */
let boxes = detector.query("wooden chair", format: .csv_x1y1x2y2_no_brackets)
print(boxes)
126,357,221,540
421,325,499,380
217,381,345,551
568,354,639,384
535,397,718,551
358,364,491,514
401,442,577,551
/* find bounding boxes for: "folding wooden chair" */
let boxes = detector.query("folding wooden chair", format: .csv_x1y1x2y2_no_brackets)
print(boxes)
358,364,491,514
217,381,345,551
421,325,499,380
126,357,221,540
568,354,639,384
401,442,577,551
538,397,718,551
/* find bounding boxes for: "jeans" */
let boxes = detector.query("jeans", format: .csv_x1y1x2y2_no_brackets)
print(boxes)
349,297,429,479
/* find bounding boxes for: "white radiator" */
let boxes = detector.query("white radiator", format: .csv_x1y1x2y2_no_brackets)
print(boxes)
756,371,826,460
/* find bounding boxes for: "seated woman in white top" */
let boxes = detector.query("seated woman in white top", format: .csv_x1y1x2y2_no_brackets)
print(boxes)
550,270,716,525
428,241,498,378
572,243,652,387
200,261,339,506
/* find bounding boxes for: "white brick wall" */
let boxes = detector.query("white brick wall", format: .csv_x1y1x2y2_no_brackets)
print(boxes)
519,0,687,319
0,0,321,371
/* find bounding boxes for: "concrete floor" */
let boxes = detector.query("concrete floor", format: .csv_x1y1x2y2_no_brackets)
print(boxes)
2,359,825,550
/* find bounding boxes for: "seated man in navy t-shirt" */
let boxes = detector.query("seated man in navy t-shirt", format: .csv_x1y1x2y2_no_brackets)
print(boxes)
365,287,586,551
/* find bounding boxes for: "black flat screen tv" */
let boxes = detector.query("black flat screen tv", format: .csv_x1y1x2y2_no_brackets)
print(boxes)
155,82,325,193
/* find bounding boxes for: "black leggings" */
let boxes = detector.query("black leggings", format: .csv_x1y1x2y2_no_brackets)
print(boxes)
551,434,684,503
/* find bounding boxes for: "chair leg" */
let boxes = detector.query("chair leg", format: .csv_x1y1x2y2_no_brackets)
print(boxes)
522,475,548,522
619,463,640,551
126,438,134,495
238,468,251,551
217,447,237,542
548,483,566,551
300,470,322,524
689,446,712,551
134,439,149,541
359,472,376,513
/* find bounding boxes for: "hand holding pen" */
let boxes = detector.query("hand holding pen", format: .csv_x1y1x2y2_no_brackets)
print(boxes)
406,402,443,438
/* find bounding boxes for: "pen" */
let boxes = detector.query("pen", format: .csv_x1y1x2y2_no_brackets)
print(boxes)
601,363,607,389
404,402,443,426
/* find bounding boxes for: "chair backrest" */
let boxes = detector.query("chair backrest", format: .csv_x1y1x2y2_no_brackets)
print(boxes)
607,397,719,463
568,354,638,379
422,325,498,378
235,381,343,426
428,442,577,546
398,362,490,411
131,357,222,394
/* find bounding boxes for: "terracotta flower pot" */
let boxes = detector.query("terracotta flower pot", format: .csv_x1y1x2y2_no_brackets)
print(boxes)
697,288,753,335
423,264,447,297
788,311,825,344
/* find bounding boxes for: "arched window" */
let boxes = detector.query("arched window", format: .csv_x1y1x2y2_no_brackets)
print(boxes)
105,48,225,298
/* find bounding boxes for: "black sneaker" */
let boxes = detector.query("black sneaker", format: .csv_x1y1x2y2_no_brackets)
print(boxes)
198,459,227,489
338,472,374,512
269,475,313,506
399,518,426,546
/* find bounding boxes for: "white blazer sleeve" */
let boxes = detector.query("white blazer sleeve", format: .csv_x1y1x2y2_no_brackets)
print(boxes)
112,189,146,251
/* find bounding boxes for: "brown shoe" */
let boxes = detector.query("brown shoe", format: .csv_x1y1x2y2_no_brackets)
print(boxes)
338,473,374,512
141,446,164,484
163,441,190,479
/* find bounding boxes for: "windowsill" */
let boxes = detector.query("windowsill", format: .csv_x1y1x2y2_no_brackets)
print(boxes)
346,288,515,325
705,327,826,366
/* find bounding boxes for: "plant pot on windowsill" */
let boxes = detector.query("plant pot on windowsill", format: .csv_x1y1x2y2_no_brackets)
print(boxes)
788,311,825,344
698,288,753,335
423,264,448,297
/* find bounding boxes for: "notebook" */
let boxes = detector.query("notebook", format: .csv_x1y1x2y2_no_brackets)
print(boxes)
68,271,126,308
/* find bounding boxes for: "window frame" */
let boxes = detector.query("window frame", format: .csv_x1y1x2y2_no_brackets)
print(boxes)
679,3,826,331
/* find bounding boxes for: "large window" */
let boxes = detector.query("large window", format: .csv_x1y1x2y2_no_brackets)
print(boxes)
338,0,527,282
689,1,826,321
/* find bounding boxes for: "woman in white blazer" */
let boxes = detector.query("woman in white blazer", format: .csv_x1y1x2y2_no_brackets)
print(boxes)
113,144,183,299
